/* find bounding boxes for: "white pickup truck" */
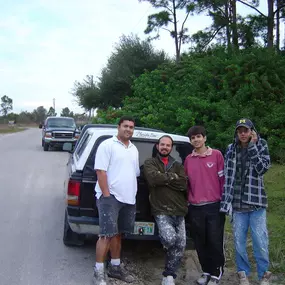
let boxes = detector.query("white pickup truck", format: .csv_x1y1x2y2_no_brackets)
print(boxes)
62,124,193,246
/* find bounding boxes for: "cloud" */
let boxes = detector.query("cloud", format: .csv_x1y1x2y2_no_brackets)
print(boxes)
0,0,272,115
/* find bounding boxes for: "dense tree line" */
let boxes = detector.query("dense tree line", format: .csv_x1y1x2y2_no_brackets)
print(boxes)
94,48,285,162
73,1,285,111
72,35,168,110
0,102,83,124
72,1,285,162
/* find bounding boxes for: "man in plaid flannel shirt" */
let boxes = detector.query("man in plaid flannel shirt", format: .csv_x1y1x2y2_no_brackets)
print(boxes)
220,118,271,285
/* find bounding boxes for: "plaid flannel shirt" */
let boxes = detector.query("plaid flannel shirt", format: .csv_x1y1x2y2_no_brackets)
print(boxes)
220,138,271,214
232,146,256,211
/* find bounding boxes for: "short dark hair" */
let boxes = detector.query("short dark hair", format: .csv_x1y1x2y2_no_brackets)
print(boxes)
118,116,135,126
187,126,206,138
157,135,174,147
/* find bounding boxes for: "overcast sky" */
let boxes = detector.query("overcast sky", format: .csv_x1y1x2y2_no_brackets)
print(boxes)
0,0,269,114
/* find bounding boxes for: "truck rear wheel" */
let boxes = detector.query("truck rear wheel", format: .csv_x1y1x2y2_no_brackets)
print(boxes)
63,211,85,246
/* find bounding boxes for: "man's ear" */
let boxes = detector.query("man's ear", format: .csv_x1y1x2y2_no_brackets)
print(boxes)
156,144,159,150
204,136,207,142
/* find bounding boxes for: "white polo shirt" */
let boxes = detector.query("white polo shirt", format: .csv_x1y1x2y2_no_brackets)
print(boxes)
94,136,140,204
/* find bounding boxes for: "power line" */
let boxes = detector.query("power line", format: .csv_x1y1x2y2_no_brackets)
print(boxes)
132,4,152,32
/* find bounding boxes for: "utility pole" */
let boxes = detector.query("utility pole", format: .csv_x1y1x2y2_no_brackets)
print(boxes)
53,98,56,115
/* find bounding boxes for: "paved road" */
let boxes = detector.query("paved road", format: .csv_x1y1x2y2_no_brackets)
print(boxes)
0,129,96,285
0,129,168,285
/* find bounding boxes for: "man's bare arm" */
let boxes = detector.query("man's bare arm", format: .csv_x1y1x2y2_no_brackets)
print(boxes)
96,170,110,197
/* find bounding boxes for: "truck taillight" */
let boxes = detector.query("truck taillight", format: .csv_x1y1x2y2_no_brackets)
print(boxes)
67,180,80,206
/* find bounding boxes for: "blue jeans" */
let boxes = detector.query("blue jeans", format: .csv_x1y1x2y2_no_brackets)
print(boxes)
232,208,269,280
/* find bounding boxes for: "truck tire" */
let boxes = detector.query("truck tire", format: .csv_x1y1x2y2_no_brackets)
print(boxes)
43,143,49,151
63,211,85,246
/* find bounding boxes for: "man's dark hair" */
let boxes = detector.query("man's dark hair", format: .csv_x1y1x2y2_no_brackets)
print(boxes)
157,135,174,147
187,126,206,138
118,116,135,126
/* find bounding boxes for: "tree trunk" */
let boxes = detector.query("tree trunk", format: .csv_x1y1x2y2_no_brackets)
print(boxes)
172,0,180,62
230,0,238,49
276,0,280,51
267,0,274,48
225,1,231,50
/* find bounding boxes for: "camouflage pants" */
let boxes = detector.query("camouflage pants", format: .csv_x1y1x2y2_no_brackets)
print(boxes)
155,215,186,279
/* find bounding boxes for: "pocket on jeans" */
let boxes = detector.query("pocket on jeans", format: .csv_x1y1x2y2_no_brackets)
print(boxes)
100,194,115,204
100,194,112,199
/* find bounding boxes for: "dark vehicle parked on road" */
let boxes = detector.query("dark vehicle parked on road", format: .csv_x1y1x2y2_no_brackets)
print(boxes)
39,116,80,151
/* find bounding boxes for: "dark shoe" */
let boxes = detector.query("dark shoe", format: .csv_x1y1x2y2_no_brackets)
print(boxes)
107,263,135,283
92,268,108,285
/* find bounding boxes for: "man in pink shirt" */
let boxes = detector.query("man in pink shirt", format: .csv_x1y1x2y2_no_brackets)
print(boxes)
184,126,225,285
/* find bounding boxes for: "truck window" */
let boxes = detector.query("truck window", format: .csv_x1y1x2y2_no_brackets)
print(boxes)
75,132,92,159
47,118,76,128
133,141,193,166
84,137,193,178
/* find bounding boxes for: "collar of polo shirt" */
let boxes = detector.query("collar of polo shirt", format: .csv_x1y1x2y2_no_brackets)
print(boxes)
113,135,133,148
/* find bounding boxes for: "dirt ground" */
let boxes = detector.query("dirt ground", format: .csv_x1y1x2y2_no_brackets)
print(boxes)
101,240,284,285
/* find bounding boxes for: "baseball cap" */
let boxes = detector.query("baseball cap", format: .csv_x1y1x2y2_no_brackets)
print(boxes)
235,118,254,130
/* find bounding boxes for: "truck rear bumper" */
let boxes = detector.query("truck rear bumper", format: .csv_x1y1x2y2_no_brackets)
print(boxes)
68,215,160,240
68,216,100,235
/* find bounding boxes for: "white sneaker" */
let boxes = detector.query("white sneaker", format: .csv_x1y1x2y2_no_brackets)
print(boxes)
237,271,250,285
260,271,272,285
92,267,108,285
162,275,175,285
196,273,211,285
208,276,220,284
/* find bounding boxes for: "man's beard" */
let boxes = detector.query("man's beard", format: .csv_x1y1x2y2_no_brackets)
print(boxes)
159,150,170,157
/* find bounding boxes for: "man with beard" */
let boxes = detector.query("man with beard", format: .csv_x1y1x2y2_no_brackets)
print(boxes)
93,116,140,285
143,135,188,285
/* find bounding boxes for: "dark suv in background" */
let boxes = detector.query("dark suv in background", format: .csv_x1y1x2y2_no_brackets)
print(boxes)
39,116,80,151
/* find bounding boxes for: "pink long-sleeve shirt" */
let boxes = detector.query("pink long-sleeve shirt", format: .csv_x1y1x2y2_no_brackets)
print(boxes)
184,147,225,205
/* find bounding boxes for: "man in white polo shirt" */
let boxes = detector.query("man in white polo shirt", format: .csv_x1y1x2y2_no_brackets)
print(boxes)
92,116,140,285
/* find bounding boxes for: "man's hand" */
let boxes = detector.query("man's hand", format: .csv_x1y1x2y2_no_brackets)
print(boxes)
250,130,258,143
169,173,179,180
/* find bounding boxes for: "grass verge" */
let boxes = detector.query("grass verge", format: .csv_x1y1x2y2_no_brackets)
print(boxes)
224,164,285,279
0,127,27,134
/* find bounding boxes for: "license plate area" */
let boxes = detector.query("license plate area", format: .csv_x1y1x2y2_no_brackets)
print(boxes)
133,222,155,235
